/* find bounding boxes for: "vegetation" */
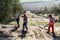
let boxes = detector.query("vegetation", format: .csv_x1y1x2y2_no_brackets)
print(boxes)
31,4,60,22
0,0,23,24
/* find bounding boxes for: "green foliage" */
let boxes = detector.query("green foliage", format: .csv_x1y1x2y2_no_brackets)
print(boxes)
0,0,23,24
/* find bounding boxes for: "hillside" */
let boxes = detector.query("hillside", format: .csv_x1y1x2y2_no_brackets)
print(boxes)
21,1,60,11
0,13,60,40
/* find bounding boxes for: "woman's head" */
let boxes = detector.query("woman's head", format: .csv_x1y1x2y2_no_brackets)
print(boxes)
23,11,26,16
23,11,26,13
48,15,52,18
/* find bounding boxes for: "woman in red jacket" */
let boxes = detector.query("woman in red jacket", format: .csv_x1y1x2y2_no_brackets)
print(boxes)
47,15,54,33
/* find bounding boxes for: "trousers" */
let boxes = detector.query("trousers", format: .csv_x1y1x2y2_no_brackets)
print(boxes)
48,24,54,33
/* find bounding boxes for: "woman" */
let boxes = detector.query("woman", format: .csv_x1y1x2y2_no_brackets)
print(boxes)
47,15,54,33
22,11,28,31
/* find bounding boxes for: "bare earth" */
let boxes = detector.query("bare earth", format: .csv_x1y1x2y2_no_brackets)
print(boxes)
0,13,60,40
0,24,60,40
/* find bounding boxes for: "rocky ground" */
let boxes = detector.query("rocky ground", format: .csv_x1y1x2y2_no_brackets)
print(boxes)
0,24,60,40
0,13,60,40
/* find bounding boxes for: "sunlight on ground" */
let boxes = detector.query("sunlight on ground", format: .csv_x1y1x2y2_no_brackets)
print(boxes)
9,21,60,26
9,21,48,25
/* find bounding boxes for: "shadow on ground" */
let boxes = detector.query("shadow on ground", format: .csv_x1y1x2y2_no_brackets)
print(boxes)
11,26,19,32
0,31,11,40
18,30,27,39
52,33,60,40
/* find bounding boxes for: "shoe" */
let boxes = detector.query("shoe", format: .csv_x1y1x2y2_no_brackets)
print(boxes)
46,32,49,34
52,32,55,34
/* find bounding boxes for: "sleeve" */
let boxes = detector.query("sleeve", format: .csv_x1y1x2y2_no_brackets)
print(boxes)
53,17,55,23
